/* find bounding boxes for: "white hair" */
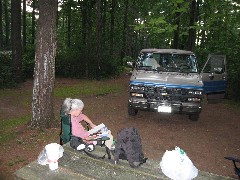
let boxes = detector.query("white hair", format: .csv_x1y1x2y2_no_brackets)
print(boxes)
62,98,84,114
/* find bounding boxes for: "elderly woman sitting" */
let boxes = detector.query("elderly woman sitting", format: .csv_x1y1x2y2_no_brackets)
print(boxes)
62,98,97,150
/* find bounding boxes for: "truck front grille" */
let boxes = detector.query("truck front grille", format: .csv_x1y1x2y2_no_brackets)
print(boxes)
144,86,191,101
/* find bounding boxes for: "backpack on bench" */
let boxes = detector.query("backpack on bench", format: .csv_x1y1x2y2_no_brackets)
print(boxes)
114,127,147,168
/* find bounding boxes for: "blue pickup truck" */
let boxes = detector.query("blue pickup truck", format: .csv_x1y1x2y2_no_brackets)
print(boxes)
128,49,227,121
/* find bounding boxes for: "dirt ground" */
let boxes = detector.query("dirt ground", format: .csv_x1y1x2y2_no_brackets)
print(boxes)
0,73,240,179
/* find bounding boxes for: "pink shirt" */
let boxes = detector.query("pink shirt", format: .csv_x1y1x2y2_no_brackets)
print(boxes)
71,114,90,139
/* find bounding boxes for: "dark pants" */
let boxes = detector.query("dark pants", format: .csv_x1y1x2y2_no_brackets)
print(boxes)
70,136,85,150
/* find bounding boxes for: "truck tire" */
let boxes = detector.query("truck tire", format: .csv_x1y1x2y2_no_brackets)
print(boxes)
189,113,199,121
128,104,138,116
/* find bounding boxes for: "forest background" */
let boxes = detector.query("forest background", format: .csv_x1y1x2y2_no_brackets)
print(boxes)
0,0,240,125
1,1,240,178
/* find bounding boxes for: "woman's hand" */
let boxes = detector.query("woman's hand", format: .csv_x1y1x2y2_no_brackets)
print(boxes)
84,134,97,141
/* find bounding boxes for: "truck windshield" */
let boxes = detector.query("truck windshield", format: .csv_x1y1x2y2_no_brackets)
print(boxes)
149,53,198,73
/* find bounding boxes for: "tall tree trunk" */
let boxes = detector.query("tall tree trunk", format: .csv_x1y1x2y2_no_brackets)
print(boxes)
61,7,65,44
187,0,197,51
31,0,58,129
22,0,26,52
121,0,129,60
195,0,200,49
173,9,180,49
131,0,138,58
67,0,72,47
86,0,95,78
4,0,9,49
110,0,115,58
128,1,135,57
102,0,106,49
31,0,36,44
0,0,3,49
81,0,87,46
80,0,88,77
96,0,102,80
11,0,22,83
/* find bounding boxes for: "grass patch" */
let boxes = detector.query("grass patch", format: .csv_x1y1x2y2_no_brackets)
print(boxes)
0,89,32,98
54,81,123,97
0,78,125,143
0,116,30,144
7,157,26,166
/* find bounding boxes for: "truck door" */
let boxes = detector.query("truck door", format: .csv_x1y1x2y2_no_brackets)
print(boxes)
200,54,227,100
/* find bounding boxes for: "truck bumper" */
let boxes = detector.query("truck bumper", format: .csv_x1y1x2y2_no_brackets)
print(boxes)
128,98,202,114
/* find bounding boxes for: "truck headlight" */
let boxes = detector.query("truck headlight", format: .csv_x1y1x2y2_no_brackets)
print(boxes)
131,93,144,97
188,98,201,102
188,90,202,95
194,91,202,95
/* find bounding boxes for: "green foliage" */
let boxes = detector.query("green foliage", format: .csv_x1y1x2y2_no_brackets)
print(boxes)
0,45,35,88
227,56,240,101
0,52,16,89
100,56,124,78
22,45,35,78
55,48,85,78
56,48,124,79
122,56,134,66
2,0,240,100
148,17,166,26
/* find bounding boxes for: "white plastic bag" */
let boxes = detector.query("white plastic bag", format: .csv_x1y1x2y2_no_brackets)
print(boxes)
160,146,198,180
37,143,64,170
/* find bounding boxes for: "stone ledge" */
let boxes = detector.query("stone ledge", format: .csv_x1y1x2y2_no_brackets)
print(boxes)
14,143,236,180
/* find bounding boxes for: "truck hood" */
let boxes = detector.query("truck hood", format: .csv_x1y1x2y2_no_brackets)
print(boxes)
130,70,203,89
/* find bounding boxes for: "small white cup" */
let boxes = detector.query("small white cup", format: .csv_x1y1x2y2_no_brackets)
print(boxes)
49,162,58,170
